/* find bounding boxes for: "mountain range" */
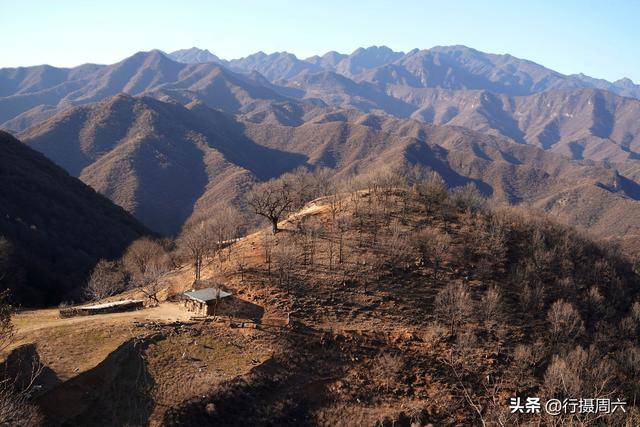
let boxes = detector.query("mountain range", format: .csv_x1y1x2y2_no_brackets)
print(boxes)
2,45,640,251
15,93,640,246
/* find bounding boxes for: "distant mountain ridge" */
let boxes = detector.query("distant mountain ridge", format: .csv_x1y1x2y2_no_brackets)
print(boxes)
0,50,306,131
174,45,640,98
6,47,638,162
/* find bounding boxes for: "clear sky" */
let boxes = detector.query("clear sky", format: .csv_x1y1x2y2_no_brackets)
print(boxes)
1,0,638,82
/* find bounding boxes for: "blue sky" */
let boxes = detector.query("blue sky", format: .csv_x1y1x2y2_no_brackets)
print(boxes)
1,0,638,82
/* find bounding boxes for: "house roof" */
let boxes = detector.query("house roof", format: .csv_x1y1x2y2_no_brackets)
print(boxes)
183,288,232,303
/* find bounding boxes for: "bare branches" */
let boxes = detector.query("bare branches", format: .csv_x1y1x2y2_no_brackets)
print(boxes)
246,168,338,234
179,205,239,283
0,296,43,425
122,237,171,304
85,259,127,301
414,171,448,215
370,353,404,393
136,261,170,304
0,363,43,426
440,356,487,427
273,241,297,289
547,299,584,348
122,237,166,280
246,178,295,234
434,283,473,335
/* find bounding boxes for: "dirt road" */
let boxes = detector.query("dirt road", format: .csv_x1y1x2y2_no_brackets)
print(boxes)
12,303,191,334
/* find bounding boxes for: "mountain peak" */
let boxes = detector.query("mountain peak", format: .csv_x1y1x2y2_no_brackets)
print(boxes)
352,45,402,55
126,49,175,64
306,51,347,68
614,77,636,88
336,46,405,76
168,47,222,64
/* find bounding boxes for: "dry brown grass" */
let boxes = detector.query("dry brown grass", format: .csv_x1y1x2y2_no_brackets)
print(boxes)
144,329,272,424
6,304,191,380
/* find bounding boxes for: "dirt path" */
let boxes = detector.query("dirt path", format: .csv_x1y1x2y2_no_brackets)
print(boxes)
6,303,194,380
12,303,192,335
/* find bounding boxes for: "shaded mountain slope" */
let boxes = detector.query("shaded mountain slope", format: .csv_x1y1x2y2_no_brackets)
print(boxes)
0,131,148,305
270,72,640,165
5,45,639,134
365,45,583,94
0,63,105,97
230,48,640,165
19,94,308,234
146,63,290,114
175,45,640,98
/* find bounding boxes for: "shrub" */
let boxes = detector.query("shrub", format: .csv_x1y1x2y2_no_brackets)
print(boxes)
546,299,584,347
435,283,474,334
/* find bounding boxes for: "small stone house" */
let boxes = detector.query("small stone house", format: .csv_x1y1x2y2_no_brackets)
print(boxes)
182,287,232,316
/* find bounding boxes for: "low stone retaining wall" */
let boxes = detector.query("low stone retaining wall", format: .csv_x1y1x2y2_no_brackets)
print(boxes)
59,300,144,318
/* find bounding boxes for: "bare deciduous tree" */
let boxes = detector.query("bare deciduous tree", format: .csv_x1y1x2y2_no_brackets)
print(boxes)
179,206,238,283
336,216,350,264
617,344,640,406
547,299,584,347
85,259,127,301
179,223,210,284
262,232,275,274
289,166,335,206
414,171,448,215
246,178,295,234
297,218,319,266
451,183,486,212
0,360,44,425
385,220,413,270
0,293,43,425
235,249,248,284
122,237,171,304
542,345,616,426
273,241,297,289
412,228,452,283
435,282,474,335
480,285,502,324
122,237,165,279
136,259,170,304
